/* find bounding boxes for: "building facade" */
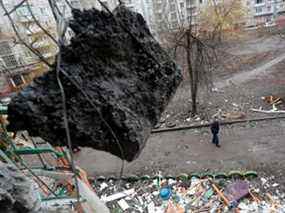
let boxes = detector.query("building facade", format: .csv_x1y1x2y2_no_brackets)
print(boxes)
0,0,82,96
152,0,211,32
246,0,285,27
80,0,156,33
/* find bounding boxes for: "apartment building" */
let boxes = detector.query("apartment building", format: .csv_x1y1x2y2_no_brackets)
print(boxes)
80,0,155,33
245,0,285,27
152,0,208,32
0,0,82,96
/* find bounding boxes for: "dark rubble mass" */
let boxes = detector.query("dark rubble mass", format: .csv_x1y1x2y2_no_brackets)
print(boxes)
7,6,182,161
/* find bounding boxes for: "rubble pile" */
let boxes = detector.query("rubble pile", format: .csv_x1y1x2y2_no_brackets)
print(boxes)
0,163,41,212
7,6,182,161
93,175,285,212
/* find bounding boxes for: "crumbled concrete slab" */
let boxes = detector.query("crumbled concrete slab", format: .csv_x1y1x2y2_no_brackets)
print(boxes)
7,6,182,161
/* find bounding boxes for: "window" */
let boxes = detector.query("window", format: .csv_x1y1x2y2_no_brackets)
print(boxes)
255,0,264,4
157,13,162,20
0,41,12,56
256,6,263,13
186,0,190,6
17,5,30,16
187,7,196,15
11,75,25,87
267,6,271,11
0,59,5,71
180,2,184,8
266,16,272,22
171,12,177,20
1,55,18,68
170,3,176,11
171,21,179,29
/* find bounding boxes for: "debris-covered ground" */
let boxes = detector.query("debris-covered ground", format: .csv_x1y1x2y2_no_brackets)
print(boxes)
156,35,285,128
92,175,285,212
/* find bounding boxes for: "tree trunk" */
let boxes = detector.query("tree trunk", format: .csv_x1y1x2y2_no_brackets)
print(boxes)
191,83,197,116
185,30,197,116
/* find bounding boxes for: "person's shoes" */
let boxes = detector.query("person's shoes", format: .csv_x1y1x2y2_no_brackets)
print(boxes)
216,144,221,148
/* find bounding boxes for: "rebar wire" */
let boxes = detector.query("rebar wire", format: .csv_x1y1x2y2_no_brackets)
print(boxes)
56,48,80,203
53,4,80,203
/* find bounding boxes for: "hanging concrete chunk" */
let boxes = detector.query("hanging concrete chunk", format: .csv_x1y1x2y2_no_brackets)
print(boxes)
7,6,182,161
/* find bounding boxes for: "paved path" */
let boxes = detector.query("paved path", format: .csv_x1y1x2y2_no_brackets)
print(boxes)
75,119,285,176
215,52,285,89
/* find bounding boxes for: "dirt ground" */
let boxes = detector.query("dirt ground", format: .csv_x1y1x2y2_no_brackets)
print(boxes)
75,35,285,184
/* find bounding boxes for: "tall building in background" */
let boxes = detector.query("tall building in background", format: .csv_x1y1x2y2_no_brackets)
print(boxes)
79,0,156,34
246,0,285,27
152,0,207,32
0,0,81,96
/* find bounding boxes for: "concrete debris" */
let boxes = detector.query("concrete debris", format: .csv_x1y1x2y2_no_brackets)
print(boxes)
261,95,283,106
7,6,182,161
185,117,191,122
101,188,135,202
0,162,41,213
222,111,246,119
117,199,130,211
93,176,285,213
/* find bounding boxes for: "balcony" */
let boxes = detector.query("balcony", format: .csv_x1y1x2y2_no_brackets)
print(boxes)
254,6,273,16
254,1,266,7
17,15,34,23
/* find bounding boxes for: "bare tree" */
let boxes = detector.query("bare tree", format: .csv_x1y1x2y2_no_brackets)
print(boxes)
154,0,245,116
155,1,215,116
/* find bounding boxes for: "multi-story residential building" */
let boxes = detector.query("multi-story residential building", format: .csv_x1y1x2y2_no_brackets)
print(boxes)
152,0,208,32
152,0,285,32
0,0,81,96
246,0,285,27
80,0,156,33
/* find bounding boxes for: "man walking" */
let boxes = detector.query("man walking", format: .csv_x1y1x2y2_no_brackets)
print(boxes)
210,119,221,147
